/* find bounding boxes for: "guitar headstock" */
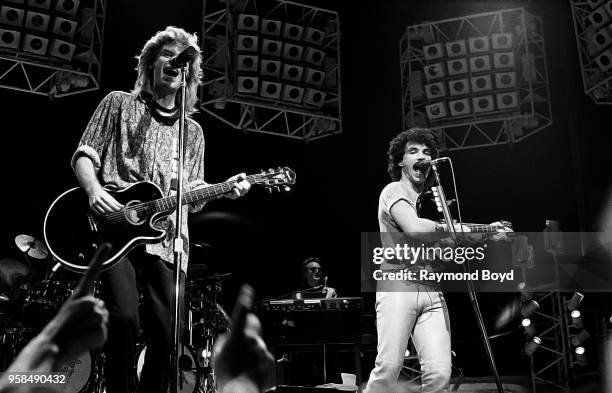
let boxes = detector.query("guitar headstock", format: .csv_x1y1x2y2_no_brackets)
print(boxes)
256,167,296,193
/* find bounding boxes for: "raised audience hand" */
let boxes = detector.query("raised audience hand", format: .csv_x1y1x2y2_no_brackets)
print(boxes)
213,284,274,393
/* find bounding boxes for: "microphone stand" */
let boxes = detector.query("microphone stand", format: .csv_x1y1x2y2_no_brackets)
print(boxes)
429,162,505,393
170,64,188,393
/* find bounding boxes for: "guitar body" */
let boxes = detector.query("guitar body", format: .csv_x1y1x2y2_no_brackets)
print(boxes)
44,182,168,272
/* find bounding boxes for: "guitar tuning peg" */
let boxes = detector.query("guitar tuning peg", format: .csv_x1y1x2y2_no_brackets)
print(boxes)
266,188,272,194
274,186,280,192
284,186,291,192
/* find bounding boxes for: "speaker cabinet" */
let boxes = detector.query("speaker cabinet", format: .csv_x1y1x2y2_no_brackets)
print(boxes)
448,98,471,116
50,38,75,61
236,76,258,93
472,95,495,113
304,27,324,46
282,84,304,103
304,47,325,66
261,59,281,77
282,23,303,41
0,7,24,27
469,55,491,72
304,88,326,107
52,16,77,38
445,39,467,57
423,43,445,60
23,34,48,55
237,14,259,31
282,43,303,62
448,78,470,95
493,52,515,68
425,102,448,120
55,0,80,17
470,75,492,92
260,81,281,99
304,68,324,86
25,11,50,32
0,29,20,49
237,35,258,52
468,36,490,53
261,39,282,57
491,32,513,49
447,58,468,76
237,55,258,72
496,92,519,109
424,81,446,100
260,19,281,36
494,71,517,88
424,62,446,80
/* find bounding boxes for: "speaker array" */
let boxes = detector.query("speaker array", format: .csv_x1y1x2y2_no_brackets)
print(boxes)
421,33,520,122
234,14,329,109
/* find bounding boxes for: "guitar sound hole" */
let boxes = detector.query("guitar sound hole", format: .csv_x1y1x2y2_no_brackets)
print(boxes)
124,200,145,225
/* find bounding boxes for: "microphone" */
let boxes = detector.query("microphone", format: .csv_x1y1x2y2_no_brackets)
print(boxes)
168,46,197,68
414,157,450,171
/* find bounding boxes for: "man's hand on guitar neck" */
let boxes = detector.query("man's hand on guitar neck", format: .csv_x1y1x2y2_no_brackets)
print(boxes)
224,173,251,199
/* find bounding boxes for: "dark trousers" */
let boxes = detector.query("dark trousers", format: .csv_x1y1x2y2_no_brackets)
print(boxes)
101,248,184,393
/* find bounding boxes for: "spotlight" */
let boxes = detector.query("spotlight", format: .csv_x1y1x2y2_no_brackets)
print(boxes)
567,292,584,311
524,336,541,355
571,329,591,346
522,318,536,338
574,346,588,366
571,310,583,328
521,300,539,318
517,282,533,301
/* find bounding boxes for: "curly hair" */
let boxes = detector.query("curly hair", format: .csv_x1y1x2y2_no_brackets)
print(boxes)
387,127,439,181
132,26,202,114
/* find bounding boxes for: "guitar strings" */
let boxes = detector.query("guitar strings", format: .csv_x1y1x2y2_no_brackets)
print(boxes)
101,174,266,224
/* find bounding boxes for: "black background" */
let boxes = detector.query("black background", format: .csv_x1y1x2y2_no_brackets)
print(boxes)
1,0,610,382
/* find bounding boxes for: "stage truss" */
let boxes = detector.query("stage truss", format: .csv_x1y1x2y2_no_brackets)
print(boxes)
570,0,612,104
200,0,342,141
400,8,552,152
0,0,106,98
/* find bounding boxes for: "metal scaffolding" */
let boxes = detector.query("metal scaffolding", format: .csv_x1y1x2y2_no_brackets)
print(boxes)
400,8,552,151
200,0,342,141
0,0,106,97
570,0,612,104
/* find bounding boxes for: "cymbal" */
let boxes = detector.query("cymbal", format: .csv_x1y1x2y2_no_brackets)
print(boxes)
15,234,49,259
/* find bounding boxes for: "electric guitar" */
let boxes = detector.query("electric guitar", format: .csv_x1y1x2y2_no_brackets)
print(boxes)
44,167,296,272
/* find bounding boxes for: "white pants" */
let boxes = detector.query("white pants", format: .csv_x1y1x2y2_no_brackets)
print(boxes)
365,285,451,393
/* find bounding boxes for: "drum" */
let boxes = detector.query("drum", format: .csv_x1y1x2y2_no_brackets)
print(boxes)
56,352,94,393
23,280,72,326
135,344,199,393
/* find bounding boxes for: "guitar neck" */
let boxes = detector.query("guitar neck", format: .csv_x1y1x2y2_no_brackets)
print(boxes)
152,174,261,212
464,223,498,233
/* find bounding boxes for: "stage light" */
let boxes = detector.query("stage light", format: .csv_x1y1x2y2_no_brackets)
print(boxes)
575,346,588,366
22,33,48,55
282,84,304,104
425,82,446,100
448,98,471,116
304,68,324,87
237,14,259,32
571,329,591,346
567,292,584,311
237,54,258,72
448,78,470,95
522,318,536,338
468,36,490,53
469,55,491,72
304,88,326,107
261,39,282,57
571,310,583,328
51,16,77,39
0,6,24,27
282,23,303,41
517,282,533,301
281,64,304,82
596,49,612,72
587,6,610,29
237,35,258,52
260,81,281,99
470,75,493,93
496,92,518,110
304,27,325,46
472,95,495,113
304,47,325,66
495,71,517,88
445,39,467,57
425,102,448,120
447,58,468,76
493,52,515,68
491,32,513,49
521,299,540,318
423,43,445,60
282,43,303,62
260,59,281,77
424,62,446,80
49,38,75,61
260,19,281,36
54,0,79,17
236,76,258,94
24,10,50,32
524,336,541,355
0,29,20,49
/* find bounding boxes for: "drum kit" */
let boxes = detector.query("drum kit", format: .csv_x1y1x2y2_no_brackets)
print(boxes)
0,235,232,393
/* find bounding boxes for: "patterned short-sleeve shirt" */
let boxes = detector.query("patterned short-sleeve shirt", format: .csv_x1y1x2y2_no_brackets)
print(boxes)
71,91,206,267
